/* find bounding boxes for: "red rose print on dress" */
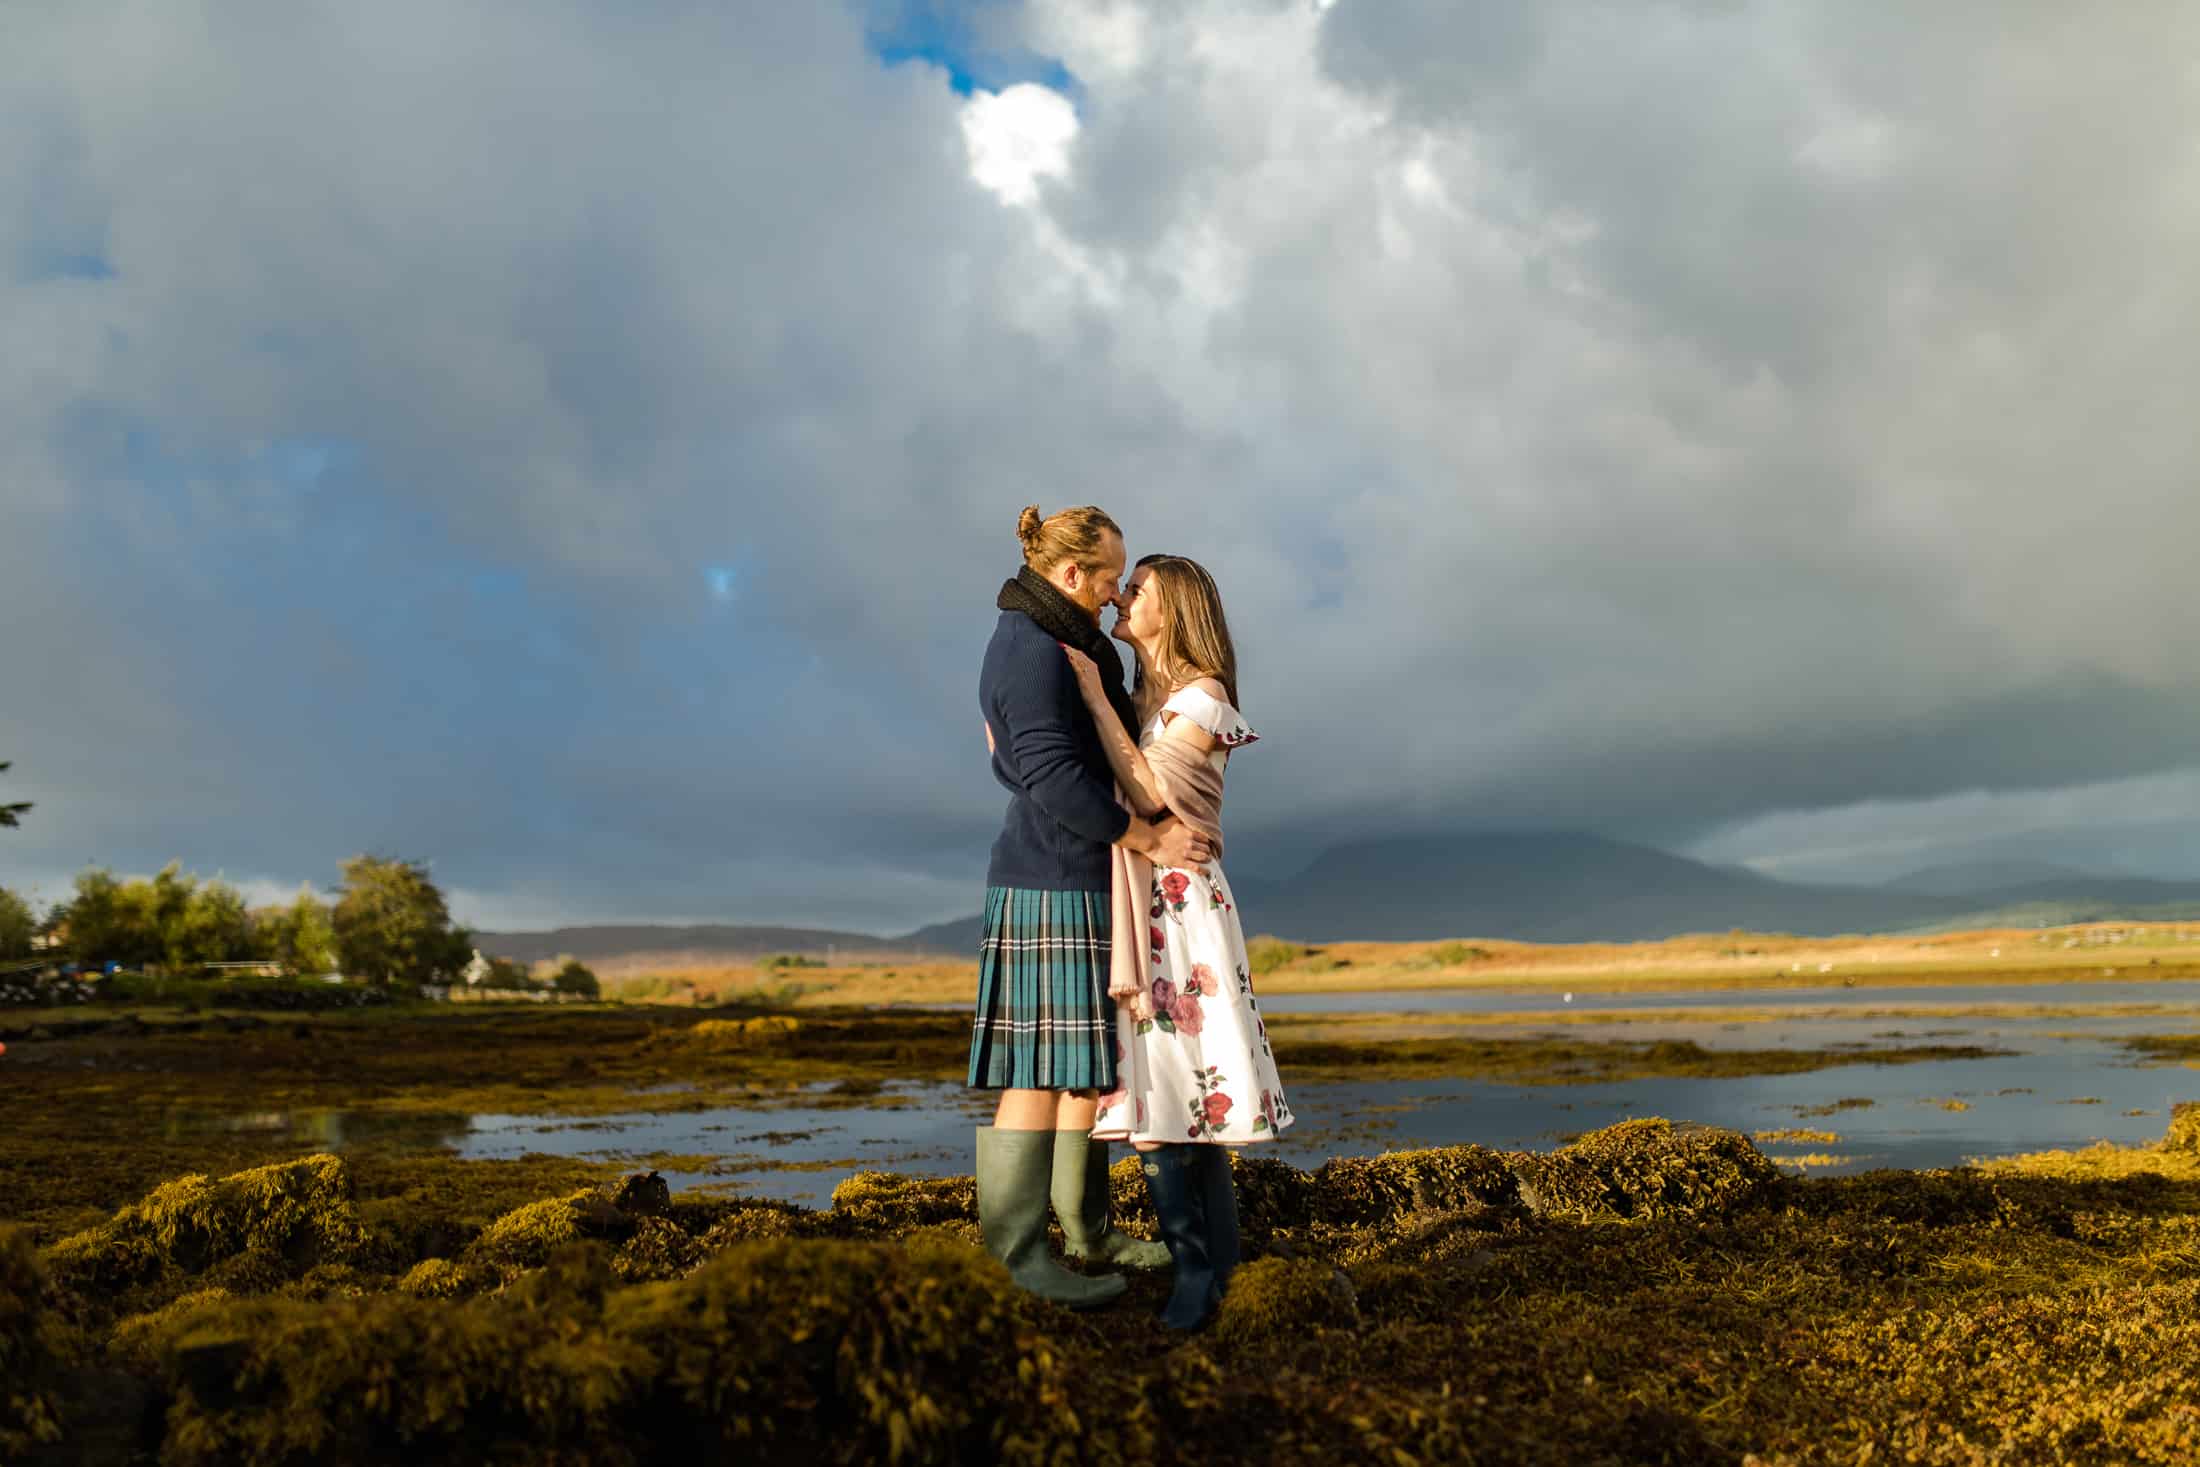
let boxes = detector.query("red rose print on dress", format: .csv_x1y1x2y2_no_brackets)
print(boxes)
1159,869,1192,918
1202,1090,1233,1127
1169,993,1205,1035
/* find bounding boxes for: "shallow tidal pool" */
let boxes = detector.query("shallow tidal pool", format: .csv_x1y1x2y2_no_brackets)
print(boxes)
315,1005,2200,1203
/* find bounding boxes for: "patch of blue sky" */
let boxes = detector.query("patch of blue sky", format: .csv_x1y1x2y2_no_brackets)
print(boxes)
864,0,1081,101
19,248,116,283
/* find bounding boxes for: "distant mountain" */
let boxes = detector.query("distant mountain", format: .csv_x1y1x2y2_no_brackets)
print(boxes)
1227,832,1964,942
1883,860,2099,897
475,839,2200,961
896,913,984,955
472,923,967,965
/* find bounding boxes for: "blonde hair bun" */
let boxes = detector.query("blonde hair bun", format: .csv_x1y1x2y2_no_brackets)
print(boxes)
1016,505,1045,547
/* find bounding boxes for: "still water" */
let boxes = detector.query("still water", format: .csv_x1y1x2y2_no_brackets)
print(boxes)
192,982,2200,1206
443,1007,2200,1204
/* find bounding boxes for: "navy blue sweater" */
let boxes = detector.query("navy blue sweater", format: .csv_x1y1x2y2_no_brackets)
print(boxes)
980,609,1131,892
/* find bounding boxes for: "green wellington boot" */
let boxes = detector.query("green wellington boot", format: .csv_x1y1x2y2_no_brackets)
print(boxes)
1052,1130,1171,1270
976,1127,1128,1309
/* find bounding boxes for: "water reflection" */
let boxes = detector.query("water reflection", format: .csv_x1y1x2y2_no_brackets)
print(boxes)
166,1107,474,1150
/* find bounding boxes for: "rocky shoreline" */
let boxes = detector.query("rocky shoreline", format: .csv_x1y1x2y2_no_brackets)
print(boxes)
7,1108,2200,1465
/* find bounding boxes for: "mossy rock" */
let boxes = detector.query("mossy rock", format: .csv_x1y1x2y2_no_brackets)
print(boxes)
2160,1100,2200,1154
828,1169,977,1232
1306,1144,1519,1228
1211,1256,1359,1347
43,1154,371,1297
1207,1152,1315,1243
680,1015,801,1047
1506,1119,1781,1221
155,1237,1124,1467
464,1190,638,1276
611,1215,707,1283
396,1257,491,1300
108,1287,234,1373
696,1198,833,1246
0,1228,66,1457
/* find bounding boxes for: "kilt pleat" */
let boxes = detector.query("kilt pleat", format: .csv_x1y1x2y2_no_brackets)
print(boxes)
966,886,1116,1091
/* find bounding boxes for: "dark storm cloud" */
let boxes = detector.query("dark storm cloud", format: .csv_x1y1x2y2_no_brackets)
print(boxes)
4,0,2198,930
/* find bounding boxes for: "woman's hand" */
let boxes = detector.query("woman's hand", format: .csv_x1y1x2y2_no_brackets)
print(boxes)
1059,643,1105,705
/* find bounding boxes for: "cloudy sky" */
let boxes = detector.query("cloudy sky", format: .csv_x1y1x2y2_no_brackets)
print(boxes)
4,0,2198,933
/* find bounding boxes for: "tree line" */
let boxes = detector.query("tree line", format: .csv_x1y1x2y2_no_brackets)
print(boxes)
0,856,593,996
0,761,594,995
0,855,465,984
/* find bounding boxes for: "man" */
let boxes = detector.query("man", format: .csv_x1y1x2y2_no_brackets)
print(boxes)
969,503,1213,1307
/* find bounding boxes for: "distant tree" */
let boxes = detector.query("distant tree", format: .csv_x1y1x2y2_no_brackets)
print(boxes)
479,956,534,991
0,762,28,829
331,856,472,986
161,870,253,972
53,868,157,968
550,957,600,999
47,863,255,972
0,887,33,960
253,885,338,975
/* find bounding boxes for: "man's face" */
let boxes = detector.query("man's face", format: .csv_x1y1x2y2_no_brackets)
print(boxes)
1057,531,1126,621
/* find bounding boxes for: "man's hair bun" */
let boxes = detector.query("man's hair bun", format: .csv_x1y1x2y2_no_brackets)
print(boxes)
1017,505,1045,545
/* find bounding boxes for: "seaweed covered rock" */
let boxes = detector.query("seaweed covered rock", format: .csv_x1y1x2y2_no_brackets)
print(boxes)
611,1215,707,1283
696,1197,833,1246
42,1154,372,1297
155,1238,1131,1467
1201,1152,1314,1245
108,1287,234,1373
2160,1100,2200,1155
395,1258,491,1300
1507,1119,1780,1221
680,1015,801,1048
604,1170,672,1218
1210,1256,1359,1348
829,1168,977,1232
1,1228,66,1457
464,1190,638,1276
1305,1144,1519,1227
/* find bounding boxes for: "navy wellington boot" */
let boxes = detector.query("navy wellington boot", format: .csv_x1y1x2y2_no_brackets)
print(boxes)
1140,1145,1219,1331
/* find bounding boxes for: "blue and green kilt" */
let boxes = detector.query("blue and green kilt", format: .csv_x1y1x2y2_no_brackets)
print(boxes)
966,886,1116,1091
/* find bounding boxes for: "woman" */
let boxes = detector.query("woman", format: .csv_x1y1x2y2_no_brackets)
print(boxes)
1062,553,1294,1330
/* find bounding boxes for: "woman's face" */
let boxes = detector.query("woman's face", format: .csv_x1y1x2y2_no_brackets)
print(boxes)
1111,566,1166,648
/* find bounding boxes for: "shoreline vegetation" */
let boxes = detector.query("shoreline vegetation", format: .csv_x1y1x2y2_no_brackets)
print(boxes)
570,919,2200,1009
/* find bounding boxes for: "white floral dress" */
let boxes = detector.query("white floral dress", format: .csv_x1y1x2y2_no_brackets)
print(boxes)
1091,685,1295,1146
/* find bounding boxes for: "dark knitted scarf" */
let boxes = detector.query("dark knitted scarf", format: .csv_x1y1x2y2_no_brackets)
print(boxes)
997,566,1141,735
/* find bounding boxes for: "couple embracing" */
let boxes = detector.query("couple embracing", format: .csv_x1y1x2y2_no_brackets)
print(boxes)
970,502,1294,1331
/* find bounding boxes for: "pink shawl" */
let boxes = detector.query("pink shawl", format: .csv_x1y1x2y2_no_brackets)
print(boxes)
1106,734,1228,1020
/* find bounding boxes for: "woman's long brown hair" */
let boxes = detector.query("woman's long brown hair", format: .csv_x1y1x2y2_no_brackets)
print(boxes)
1130,553,1240,713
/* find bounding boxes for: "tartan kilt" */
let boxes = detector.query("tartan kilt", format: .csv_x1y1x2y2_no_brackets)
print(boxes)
966,886,1116,1091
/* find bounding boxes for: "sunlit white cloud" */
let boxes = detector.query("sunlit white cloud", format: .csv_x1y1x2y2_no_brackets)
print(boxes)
961,83,1078,206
